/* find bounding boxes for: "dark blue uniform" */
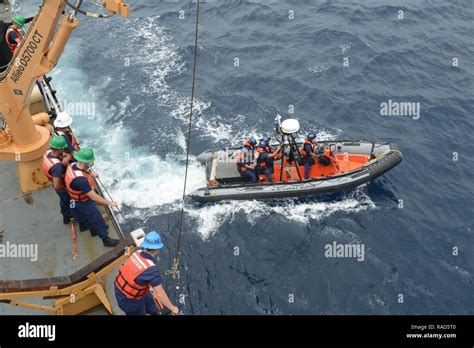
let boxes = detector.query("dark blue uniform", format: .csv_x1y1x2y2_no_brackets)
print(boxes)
257,152,273,182
114,251,162,315
70,173,109,239
303,143,314,179
49,162,73,220
55,131,75,155
238,147,257,183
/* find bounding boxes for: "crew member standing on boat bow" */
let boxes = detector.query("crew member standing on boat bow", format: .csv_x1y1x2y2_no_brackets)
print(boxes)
115,231,179,315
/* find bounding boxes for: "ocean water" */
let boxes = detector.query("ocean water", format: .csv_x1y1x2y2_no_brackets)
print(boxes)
21,0,473,314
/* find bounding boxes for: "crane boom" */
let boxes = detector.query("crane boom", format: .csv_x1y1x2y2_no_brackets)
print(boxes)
0,0,129,193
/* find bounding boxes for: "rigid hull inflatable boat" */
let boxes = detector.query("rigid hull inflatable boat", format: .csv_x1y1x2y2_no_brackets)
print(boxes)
190,136,402,203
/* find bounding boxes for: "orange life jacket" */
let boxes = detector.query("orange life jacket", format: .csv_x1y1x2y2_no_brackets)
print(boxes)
237,143,255,172
42,149,64,181
55,130,79,149
114,250,156,300
243,140,254,150
5,26,23,53
65,164,95,202
301,139,314,157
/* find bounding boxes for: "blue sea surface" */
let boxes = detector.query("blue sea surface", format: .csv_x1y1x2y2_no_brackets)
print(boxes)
23,0,473,314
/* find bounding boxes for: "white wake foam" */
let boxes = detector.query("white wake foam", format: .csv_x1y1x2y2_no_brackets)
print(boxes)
186,188,375,239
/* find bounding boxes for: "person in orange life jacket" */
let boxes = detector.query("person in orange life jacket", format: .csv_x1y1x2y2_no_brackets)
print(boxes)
65,147,120,247
256,140,281,182
259,137,275,173
0,16,33,71
53,111,80,155
114,231,179,316
42,136,74,224
301,132,319,179
5,16,25,53
237,137,257,183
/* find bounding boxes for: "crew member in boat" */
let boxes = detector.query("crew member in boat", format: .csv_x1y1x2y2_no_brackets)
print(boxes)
42,136,74,224
256,140,281,182
301,132,318,179
237,137,257,183
259,136,275,173
65,147,120,247
53,111,80,154
114,231,179,315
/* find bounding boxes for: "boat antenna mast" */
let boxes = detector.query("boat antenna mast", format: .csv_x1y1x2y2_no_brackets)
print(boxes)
275,116,303,181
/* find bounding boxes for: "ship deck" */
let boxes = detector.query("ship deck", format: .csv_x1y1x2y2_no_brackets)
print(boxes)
0,2,130,315
0,160,124,315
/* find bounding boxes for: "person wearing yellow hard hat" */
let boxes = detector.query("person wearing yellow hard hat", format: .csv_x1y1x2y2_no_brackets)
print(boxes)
64,147,120,247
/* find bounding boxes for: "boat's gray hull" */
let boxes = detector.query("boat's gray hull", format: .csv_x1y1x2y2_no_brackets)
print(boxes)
189,141,402,202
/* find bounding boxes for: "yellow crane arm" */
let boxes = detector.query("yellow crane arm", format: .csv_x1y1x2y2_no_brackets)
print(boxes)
0,0,129,193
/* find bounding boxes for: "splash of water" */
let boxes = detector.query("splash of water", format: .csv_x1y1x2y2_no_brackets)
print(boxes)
186,188,375,239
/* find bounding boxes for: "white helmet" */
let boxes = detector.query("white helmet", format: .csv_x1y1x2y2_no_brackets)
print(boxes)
54,111,73,128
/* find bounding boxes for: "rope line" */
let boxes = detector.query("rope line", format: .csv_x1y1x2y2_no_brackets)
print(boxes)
170,0,201,279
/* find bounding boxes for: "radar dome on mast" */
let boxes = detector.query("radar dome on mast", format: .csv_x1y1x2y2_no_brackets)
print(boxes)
280,119,300,135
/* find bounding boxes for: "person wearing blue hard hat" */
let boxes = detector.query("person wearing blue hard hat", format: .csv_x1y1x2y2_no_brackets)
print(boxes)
301,132,319,179
255,140,281,183
114,231,179,315
259,136,276,172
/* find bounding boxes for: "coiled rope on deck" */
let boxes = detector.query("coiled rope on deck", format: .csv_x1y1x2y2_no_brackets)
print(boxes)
170,0,201,279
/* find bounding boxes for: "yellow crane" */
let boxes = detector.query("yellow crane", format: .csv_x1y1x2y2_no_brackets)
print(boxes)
0,0,129,193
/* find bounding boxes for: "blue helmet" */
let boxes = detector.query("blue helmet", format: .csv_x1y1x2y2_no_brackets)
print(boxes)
258,139,267,148
307,132,316,140
140,231,164,250
249,137,257,146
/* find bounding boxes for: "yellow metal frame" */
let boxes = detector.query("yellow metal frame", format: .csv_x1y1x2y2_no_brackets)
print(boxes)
0,245,135,315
